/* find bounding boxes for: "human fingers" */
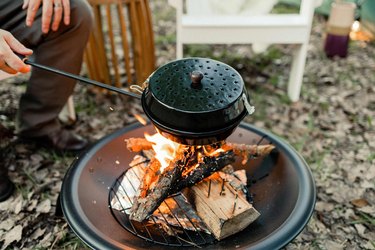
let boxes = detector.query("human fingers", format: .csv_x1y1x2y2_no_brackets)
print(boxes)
22,0,30,9
0,60,18,74
62,0,71,26
26,0,42,27
0,30,32,73
52,0,63,31
42,0,54,33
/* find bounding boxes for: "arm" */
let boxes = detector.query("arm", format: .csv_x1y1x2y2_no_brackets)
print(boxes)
0,30,33,74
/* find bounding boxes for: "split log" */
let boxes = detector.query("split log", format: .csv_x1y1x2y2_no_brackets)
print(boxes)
186,173,260,240
125,138,153,152
224,143,275,164
137,157,161,198
129,146,192,222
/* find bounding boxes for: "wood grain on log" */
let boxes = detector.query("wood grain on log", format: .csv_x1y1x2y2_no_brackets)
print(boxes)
186,174,260,240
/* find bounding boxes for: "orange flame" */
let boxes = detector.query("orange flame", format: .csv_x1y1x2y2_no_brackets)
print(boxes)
144,133,179,172
133,113,147,125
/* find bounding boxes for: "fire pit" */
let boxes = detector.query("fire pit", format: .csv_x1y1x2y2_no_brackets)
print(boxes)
60,122,315,249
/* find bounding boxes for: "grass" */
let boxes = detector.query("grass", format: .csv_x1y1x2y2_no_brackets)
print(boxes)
349,212,375,227
55,230,88,249
73,91,99,116
15,183,32,200
368,152,375,162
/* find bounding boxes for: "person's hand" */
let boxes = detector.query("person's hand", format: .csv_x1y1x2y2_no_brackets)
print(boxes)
23,0,71,34
0,30,33,74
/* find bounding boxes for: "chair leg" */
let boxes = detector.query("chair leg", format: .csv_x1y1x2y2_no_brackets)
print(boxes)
58,96,77,125
287,43,308,102
176,41,183,59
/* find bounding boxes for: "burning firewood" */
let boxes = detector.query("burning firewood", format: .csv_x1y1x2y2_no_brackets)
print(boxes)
129,146,192,221
125,137,275,161
136,157,161,198
224,142,275,164
175,149,236,191
125,136,275,223
125,138,154,152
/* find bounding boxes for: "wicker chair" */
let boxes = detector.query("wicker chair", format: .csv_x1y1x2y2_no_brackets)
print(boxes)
84,0,156,90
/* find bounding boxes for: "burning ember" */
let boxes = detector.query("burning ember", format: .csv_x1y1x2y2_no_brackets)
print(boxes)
112,131,275,241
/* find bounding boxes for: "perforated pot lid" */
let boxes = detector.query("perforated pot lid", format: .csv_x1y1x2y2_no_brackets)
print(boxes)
142,57,254,145
149,57,244,112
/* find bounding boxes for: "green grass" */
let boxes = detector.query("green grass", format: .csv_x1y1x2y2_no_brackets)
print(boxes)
15,183,32,200
349,212,375,227
154,33,176,46
74,92,98,116
271,2,300,14
368,152,375,162
55,230,88,249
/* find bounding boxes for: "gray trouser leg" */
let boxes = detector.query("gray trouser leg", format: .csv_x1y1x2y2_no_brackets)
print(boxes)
0,0,93,137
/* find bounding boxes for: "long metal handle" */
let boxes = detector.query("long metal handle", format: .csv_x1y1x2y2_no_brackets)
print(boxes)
24,59,142,99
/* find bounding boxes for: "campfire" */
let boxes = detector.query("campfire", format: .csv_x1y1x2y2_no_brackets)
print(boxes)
111,131,275,241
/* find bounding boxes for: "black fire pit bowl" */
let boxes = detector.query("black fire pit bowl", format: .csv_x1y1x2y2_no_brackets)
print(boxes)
60,122,316,250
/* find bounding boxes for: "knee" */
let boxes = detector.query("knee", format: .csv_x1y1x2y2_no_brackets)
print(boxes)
69,0,94,39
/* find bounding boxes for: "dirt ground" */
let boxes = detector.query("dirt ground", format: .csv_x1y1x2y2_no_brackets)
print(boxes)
0,1,374,249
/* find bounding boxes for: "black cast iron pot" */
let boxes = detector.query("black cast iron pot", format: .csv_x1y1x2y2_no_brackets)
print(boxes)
25,57,254,145
142,57,254,145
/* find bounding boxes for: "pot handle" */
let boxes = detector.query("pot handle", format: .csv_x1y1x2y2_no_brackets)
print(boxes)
130,84,145,94
242,93,255,115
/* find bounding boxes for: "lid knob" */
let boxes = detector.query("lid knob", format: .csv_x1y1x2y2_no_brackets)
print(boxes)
190,71,204,88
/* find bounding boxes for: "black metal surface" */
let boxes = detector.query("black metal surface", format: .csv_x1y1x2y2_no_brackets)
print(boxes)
60,123,316,250
149,58,244,111
142,58,250,145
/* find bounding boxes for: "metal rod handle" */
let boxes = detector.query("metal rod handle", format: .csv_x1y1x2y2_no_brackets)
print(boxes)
24,59,142,99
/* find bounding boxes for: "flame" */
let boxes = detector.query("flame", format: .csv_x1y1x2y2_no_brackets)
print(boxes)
202,145,225,157
143,135,227,175
144,133,179,172
133,113,147,125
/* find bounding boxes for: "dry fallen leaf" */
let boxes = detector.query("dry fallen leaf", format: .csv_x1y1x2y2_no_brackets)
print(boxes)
30,227,46,241
351,198,369,208
36,199,51,214
1,225,22,250
0,218,14,231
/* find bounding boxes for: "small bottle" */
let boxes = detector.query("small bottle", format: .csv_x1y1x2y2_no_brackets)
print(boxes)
324,2,356,58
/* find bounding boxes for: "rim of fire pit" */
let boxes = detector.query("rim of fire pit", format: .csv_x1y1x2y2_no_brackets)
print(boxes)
60,122,316,250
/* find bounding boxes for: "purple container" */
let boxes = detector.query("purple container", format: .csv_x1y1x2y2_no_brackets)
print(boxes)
324,33,350,58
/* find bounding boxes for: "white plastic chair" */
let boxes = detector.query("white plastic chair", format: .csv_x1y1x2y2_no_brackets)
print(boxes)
168,0,318,102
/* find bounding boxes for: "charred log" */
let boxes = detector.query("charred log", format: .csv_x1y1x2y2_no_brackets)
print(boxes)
129,146,192,222
174,150,236,192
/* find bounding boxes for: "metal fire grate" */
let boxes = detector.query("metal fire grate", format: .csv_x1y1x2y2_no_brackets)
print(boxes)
108,157,216,247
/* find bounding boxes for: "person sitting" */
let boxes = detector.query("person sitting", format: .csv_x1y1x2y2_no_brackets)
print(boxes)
0,0,94,201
